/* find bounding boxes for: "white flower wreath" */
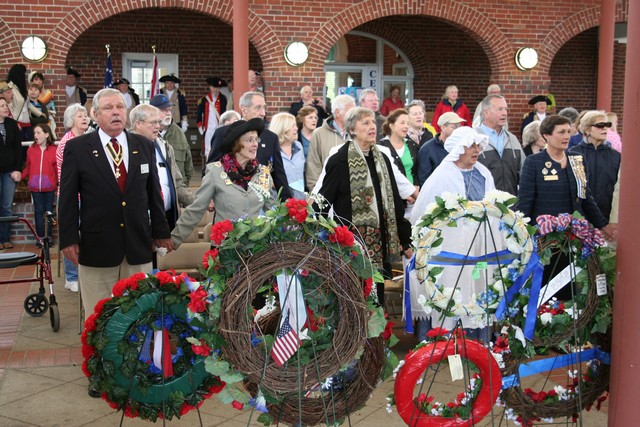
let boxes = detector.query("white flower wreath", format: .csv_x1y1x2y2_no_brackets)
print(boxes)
412,191,535,327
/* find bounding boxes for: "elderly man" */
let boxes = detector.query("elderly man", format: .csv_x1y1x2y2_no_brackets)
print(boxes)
206,91,292,200
475,94,524,196
59,89,172,337
64,67,87,108
472,84,502,128
358,88,385,142
417,111,466,186
130,99,194,228
153,93,194,186
159,74,189,132
305,94,356,191
520,95,551,134
289,85,328,127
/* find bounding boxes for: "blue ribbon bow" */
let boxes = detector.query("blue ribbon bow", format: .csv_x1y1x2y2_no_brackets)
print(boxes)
495,251,544,340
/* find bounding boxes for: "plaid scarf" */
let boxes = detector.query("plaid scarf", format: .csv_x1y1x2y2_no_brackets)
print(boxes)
347,141,400,267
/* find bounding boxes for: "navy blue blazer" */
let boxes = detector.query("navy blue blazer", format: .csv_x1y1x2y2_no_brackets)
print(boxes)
516,150,607,228
59,131,170,267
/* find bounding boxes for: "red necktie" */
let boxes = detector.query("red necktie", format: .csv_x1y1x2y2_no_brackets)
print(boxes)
107,138,127,192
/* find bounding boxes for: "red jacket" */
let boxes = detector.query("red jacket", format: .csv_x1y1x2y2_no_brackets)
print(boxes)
22,144,58,192
431,99,472,133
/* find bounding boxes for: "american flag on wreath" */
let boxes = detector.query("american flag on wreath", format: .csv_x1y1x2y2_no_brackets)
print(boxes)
271,312,300,366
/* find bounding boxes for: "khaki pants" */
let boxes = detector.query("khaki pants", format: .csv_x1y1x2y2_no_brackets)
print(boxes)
78,260,152,314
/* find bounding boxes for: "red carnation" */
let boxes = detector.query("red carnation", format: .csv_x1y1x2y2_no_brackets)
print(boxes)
211,219,234,245
81,359,91,377
427,327,449,339
188,288,209,313
103,395,119,409
93,298,111,317
202,248,220,270
112,279,129,298
329,225,355,247
124,405,139,418
84,313,98,333
231,400,244,410
285,198,308,223
363,277,373,298
207,381,227,396
192,342,211,356
82,343,95,359
447,401,458,409
180,403,196,415
155,270,177,286
382,321,395,340
493,335,509,353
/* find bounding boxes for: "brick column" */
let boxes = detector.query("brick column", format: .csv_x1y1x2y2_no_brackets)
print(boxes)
233,0,249,109
596,0,616,110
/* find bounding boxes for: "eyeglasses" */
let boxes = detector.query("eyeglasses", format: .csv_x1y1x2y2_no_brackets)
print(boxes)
142,120,162,126
592,122,612,129
241,137,261,144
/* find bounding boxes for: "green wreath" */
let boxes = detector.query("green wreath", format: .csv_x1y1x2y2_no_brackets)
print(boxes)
81,271,225,422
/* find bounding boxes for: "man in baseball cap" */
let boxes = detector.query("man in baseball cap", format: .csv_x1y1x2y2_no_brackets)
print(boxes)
417,112,466,185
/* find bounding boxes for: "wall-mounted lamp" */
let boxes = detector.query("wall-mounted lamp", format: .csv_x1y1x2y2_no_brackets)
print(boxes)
21,36,48,63
515,47,538,71
284,42,309,67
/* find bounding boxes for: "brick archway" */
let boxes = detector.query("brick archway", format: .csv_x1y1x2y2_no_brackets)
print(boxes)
0,18,21,65
49,0,278,71
538,6,601,71
309,0,512,78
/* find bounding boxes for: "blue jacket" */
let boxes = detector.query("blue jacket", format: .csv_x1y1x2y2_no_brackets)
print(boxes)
417,135,447,187
567,140,620,220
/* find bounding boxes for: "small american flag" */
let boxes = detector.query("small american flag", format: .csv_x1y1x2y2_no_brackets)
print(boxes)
271,312,299,366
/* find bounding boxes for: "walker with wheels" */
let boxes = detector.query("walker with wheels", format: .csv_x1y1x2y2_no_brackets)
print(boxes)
0,211,60,331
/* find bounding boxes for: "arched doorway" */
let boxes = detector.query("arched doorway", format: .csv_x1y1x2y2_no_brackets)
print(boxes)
324,31,414,105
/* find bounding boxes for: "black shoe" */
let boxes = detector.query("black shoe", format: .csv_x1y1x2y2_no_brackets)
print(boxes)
88,387,101,398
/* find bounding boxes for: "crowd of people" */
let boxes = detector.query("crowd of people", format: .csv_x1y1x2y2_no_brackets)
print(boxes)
1,64,624,366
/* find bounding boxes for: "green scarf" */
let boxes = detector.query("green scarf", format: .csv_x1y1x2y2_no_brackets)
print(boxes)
347,141,401,267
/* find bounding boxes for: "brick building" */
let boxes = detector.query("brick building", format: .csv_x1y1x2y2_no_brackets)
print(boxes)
0,0,630,135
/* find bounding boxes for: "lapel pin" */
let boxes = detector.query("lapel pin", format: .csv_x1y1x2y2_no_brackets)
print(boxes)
132,151,139,154
92,150,99,157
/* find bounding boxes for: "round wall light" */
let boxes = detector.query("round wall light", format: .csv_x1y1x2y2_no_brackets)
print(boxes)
21,36,48,63
515,47,538,71
284,42,309,67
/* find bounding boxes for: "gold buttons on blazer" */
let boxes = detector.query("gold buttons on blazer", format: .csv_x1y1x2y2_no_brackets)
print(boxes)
120,223,125,228
122,201,126,206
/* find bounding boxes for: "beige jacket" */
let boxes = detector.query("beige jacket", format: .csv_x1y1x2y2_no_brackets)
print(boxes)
170,161,273,247
305,116,345,191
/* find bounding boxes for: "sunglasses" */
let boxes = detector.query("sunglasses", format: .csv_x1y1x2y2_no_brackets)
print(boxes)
592,122,612,129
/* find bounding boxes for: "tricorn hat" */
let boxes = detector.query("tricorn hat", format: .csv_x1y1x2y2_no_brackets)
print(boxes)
528,95,552,105
67,68,81,78
114,78,131,86
159,74,181,84
206,77,227,88
220,118,265,154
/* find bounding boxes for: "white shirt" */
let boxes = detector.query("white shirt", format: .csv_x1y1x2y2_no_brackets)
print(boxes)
154,139,172,211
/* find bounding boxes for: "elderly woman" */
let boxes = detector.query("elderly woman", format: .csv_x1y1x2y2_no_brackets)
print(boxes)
296,105,318,158
431,85,472,133
567,111,621,221
270,112,306,199
55,104,90,292
410,127,496,340
405,100,434,147
171,118,273,248
521,121,546,156
0,97,23,249
317,107,412,305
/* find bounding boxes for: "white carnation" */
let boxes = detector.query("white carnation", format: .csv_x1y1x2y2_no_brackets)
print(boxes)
441,192,462,210
484,190,512,205
540,312,553,325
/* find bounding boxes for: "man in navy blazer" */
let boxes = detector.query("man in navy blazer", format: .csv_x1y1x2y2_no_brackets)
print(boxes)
205,91,292,200
59,88,172,316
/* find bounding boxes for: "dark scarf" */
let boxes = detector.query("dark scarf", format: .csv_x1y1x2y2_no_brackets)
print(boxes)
221,153,259,190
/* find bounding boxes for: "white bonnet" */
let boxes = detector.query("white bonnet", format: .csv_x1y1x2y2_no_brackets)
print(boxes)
443,127,489,162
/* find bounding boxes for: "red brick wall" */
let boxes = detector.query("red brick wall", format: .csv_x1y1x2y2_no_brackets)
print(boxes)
612,40,626,135
66,8,262,118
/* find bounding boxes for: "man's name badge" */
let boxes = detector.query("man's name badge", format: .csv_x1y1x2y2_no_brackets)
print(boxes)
141,164,149,174
543,175,558,181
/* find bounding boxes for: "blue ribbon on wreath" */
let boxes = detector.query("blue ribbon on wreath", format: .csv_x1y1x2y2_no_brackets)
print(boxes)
495,251,544,341
404,250,519,333
502,348,610,388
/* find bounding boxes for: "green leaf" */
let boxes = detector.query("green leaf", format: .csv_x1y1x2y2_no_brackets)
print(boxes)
209,299,222,319
217,387,234,404
205,357,230,376
367,306,386,337
388,333,399,348
380,350,399,381
225,383,251,403
431,237,443,248
257,413,274,426
219,370,244,384
496,202,508,215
